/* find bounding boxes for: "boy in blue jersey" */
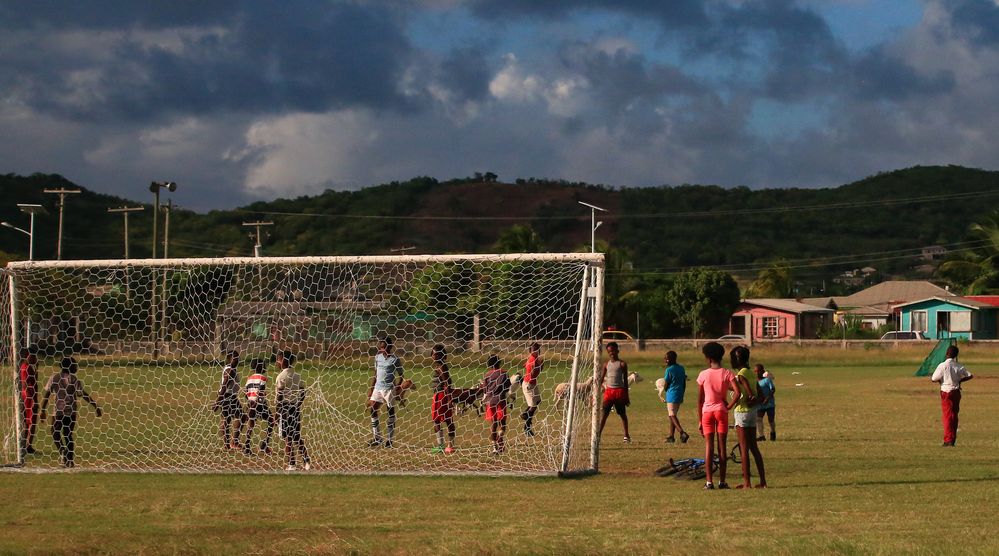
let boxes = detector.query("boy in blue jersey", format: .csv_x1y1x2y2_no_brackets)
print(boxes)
663,351,690,443
367,337,404,448
755,364,776,441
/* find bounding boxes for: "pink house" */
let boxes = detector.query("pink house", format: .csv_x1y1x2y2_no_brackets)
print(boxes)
730,299,835,341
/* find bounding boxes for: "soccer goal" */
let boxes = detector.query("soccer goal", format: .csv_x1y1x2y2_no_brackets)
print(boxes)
2,254,604,475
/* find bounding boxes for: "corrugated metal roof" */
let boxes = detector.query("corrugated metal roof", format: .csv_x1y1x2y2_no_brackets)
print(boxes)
742,298,836,314
841,281,952,307
893,296,996,310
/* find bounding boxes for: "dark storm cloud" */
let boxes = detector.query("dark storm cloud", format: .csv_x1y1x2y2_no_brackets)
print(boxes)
850,51,955,101
1,2,417,122
438,47,493,102
0,1,239,30
467,0,709,30
948,0,999,46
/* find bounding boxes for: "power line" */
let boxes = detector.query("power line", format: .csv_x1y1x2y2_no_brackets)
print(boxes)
230,188,999,222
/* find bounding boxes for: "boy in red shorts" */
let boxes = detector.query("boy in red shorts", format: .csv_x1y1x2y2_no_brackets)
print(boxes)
18,347,39,458
696,341,737,490
430,344,456,454
481,354,511,455
598,342,631,443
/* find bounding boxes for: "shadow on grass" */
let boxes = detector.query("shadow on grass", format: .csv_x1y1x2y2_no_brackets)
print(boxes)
800,474,999,489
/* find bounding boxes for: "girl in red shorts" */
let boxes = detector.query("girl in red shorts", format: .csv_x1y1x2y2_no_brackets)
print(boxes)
430,344,455,454
696,341,737,490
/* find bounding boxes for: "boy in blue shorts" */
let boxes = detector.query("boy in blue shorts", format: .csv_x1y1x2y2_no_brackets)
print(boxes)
663,351,689,443
755,363,776,441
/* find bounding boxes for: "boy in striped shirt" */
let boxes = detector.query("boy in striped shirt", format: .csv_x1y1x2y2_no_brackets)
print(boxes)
243,358,275,455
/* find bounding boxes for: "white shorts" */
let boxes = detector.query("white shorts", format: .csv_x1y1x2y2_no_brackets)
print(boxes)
734,410,757,428
666,402,681,417
522,382,541,408
369,386,395,408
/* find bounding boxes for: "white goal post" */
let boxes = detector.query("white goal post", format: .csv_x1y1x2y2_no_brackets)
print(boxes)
2,254,604,475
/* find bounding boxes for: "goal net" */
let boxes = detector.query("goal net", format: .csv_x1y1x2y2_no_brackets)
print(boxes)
2,254,603,475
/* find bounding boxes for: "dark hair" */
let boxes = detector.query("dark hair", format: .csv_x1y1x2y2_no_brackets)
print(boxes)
702,342,724,363
754,363,765,372
249,358,266,373
946,345,959,359
606,341,619,350
665,350,677,365
432,344,446,360
487,354,501,369
225,350,239,364
530,342,541,353
729,345,751,369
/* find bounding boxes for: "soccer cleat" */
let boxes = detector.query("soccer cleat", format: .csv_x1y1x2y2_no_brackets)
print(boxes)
665,437,675,443
718,482,731,489
383,440,393,448
623,436,632,444
703,482,715,490
680,431,690,444
303,461,311,471
431,445,444,454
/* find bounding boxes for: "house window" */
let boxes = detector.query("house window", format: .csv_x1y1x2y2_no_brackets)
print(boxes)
762,316,780,338
940,311,972,333
911,311,928,332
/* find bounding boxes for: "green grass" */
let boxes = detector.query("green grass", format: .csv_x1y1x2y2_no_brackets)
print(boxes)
2,347,999,554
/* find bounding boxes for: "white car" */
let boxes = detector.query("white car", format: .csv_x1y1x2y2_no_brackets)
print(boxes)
717,334,746,341
880,331,928,340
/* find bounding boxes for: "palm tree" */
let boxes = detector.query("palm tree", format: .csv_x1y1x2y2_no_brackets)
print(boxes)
494,224,543,253
937,210,999,294
744,261,792,298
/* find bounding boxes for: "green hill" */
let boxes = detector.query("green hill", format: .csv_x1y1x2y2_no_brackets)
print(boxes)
2,166,997,288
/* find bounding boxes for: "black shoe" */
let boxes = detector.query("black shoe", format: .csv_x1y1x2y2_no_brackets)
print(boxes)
756,435,766,442
665,437,675,443
770,432,776,441
520,411,529,420
703,482,715,490
942,442,955,447
383,440,393,448
718,482,731,489
25,446,35,455
367,438,382,447
680,432,690,444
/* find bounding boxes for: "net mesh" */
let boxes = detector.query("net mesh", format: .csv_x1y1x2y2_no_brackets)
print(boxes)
2,255,602,475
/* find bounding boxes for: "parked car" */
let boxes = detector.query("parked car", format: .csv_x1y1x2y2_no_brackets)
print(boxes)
717,334,746,341
880,331,928,340
601,330,635,342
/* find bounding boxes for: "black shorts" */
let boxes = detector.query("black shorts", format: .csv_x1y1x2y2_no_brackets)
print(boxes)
279,408,302,441
220,398,245,420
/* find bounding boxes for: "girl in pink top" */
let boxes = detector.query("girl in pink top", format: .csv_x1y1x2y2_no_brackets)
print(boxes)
696,341,737,490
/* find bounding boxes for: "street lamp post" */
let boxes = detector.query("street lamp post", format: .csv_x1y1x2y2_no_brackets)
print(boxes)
241,221,274,257
578,201,608,253
43,188,81,260
2,204,48,260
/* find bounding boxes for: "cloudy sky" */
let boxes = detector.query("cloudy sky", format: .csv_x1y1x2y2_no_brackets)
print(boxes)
2,0,999,210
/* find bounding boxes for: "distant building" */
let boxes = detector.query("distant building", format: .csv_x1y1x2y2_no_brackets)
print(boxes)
895,296,998,340
921,246,947,261
801,280,953,330
730,299,835,341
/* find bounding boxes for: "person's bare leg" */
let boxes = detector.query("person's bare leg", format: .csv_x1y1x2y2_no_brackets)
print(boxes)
737,426,752,487
704,432,715,486
717,431,729,486
747,431,767,487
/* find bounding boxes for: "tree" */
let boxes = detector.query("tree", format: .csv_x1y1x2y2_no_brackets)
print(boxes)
937,210,999,294
666,268,741,338
494,225,543,253
744,261,792,298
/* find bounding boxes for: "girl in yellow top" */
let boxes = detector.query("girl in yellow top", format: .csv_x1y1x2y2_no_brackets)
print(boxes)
730,345,767,488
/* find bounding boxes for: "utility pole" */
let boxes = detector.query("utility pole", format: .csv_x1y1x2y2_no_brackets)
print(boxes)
162,200,174,258
43,188,81,260
241,221,274,257
107,206,144,259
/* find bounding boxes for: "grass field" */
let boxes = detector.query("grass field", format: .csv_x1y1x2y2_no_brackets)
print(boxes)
2,344,998,554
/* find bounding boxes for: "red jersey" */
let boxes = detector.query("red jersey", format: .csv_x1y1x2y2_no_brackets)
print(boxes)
524,354,543,385
20,362,37,399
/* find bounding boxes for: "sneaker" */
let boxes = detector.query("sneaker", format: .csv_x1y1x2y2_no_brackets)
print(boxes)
367,438,382,447
383,440,393,448
24,446,35,455
680,431,690,444
756,435,766,442
718,482,731,489
444,446,454,455
285,465,296,471
770,432,776,441
303,461,311,471
623,436,632,444
431,445,444,454
703,482,715,490
665,436,675,443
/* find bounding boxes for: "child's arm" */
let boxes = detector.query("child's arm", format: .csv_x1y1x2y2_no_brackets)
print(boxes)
726,377,742,411
80,386,102,417
697,384,705,433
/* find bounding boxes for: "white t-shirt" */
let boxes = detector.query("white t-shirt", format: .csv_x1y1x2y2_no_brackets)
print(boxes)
931,358,971,392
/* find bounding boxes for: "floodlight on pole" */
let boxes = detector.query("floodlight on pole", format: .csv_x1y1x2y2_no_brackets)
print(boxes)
578,201,608,253
149,181,177,259
43,188,81,260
